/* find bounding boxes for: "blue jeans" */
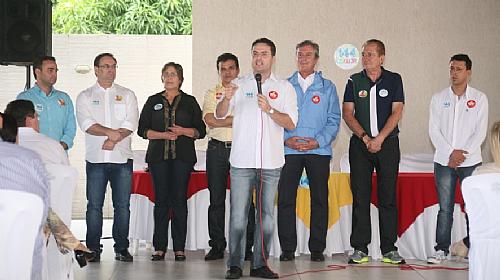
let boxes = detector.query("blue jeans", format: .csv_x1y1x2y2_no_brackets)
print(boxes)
85,160,132,252
434,162,480,253
227,166,281,269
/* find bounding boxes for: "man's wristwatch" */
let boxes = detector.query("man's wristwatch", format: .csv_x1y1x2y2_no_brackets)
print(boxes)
268,108,275,114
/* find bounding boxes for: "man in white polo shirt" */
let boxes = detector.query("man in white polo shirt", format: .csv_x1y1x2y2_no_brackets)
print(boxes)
216,38,298,279
76,52,139,263
427,54,488,264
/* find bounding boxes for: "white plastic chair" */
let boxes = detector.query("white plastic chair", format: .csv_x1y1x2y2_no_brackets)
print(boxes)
462,173,500,280
44,164,78,280
0,189,44,280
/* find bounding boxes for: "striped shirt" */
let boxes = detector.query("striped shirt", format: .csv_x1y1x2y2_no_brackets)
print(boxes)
0,142,50,280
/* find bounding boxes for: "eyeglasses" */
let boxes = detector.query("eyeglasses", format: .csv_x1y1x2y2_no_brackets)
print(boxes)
98,64,117,70
163,72,178,78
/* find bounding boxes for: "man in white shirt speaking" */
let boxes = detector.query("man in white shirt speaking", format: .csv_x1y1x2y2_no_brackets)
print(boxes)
427,54,488,264
76,53,139,263
216,38,298,279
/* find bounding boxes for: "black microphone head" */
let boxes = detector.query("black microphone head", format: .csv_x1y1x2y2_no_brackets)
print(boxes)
255,73,262,82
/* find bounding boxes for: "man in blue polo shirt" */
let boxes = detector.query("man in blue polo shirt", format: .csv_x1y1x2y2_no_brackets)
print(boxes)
17,56,76,150
277,40,340,262
342,39,405,264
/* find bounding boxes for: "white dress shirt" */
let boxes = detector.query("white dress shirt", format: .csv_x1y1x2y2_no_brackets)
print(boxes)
18,127,69,165
76,82,139,164
297,72,314,93
217,73,298,169
429,85,488,167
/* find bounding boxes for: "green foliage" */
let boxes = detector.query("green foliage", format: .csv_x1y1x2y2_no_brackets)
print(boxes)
52,0,192,35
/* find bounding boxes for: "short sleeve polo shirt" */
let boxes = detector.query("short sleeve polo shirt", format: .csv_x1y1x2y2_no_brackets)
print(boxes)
343,67,404,138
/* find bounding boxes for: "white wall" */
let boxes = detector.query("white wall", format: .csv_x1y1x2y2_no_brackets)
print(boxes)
192,0,500,168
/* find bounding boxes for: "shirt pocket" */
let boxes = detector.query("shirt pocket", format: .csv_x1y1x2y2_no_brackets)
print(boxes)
114,104,127,120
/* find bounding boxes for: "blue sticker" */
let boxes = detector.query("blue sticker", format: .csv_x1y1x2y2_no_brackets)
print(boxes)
443,101,450,108
154,103,163,111
245,92,254,98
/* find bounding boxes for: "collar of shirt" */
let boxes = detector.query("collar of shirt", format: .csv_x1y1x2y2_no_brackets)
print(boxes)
449,85,469,101
33,83,55,97
361,67,387,85
95,82,115,92
297,71,315,93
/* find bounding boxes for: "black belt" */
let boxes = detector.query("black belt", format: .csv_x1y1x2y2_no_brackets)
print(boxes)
210,138,232,149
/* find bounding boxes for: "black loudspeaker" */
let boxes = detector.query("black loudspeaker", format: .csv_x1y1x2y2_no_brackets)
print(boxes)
0,0,52,66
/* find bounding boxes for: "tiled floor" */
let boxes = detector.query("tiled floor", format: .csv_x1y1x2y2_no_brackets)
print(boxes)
71,220,469,280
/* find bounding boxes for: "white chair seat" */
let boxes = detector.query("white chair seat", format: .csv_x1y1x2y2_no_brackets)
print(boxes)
0,190,44,280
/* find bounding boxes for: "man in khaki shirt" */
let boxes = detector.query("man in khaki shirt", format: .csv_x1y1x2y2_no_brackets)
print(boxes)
202,53,255,261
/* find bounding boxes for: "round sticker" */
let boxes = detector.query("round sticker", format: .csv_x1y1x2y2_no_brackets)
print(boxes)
379,89,388,97
467,100,476,108
312,95,320,104
269,91,278,99
334,44,360,70
358,90,368,98
215,92,223,100
154,103,163,111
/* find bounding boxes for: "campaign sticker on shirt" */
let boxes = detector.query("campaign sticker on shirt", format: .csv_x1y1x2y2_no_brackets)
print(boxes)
312,95,320,104
115,95,123,102
154,103,163,111
35,104,43,111
215,92,223,100
91,100,100,105
57,99,65,106
379,89,388,97
467,100,476,108
268,91,278,99
358,90,368,98
443,101,451,108
245,92,254,98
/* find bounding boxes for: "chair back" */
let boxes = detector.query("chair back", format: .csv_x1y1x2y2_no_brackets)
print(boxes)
0,189,44,280
462,173,500,280
44,164,78,280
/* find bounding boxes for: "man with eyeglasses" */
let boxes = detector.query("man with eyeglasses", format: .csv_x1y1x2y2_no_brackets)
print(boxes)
342,39,405,265
76,53,139,263
217,38,298,279
277,40,341,262
17,56,76,151
427,54,488,264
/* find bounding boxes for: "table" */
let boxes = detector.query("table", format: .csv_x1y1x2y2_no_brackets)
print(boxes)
129,171,466,260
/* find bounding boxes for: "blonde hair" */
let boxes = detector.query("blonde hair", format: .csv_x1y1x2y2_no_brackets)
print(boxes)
490,121,500,167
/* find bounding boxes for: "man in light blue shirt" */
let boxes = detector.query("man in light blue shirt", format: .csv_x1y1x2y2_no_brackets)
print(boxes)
17,56,76,150
277,40,341,262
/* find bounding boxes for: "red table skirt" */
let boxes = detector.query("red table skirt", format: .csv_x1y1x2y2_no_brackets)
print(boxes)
131,170,209,202
132,171,464,237
370,173,463,236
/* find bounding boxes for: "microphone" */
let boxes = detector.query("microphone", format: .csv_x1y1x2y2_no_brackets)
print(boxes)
255,73,262,95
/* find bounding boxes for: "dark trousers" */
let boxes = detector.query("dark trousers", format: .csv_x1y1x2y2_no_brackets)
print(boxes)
277,154,330,253
206,139,254,251
149,159,192,252
349,136,400,255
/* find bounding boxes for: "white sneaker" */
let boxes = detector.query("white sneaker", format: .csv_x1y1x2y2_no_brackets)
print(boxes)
427,250,447,264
